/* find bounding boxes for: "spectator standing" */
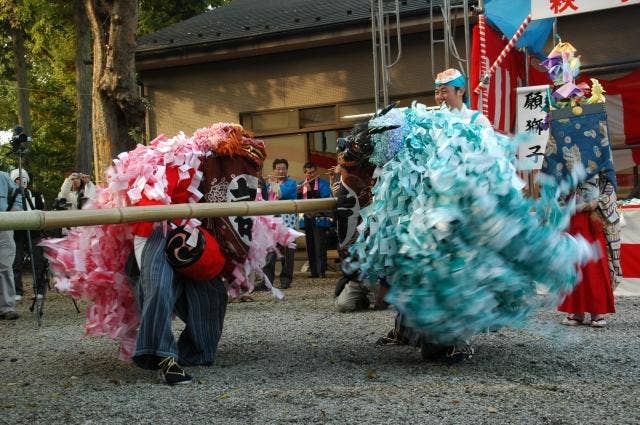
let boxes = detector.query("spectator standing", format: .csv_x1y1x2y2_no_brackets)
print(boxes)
58,172,96,210
0,170,22,320
298,162,332,278
10,169,47,301
263,158,298,289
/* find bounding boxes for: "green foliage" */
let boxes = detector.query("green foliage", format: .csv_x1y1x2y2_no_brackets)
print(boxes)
0,62,76,204
1,0,227,204
138,0,230,35
0,0,76,206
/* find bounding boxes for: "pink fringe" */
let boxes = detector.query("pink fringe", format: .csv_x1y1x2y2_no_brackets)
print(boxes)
42,123,299,360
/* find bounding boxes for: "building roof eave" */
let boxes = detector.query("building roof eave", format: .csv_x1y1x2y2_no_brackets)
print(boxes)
136,13,461,72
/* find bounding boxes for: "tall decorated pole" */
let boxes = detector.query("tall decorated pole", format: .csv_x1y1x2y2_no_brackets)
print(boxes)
474,14,532,95
477,14,489,117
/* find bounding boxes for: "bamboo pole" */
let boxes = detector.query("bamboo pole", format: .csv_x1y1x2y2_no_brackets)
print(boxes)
0,198,337,231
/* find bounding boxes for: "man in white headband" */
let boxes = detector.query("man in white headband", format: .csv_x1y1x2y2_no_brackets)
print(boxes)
435,68,491,128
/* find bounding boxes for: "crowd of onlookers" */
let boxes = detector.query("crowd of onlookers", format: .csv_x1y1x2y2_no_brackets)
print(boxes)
258,159,336,292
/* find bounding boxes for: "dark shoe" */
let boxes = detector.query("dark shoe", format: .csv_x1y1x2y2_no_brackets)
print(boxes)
279,279,291,289
253,284,269,292
443,343,474,364
158,357,192,386
376,328,401,346
0,311,19,320
420,341,449,361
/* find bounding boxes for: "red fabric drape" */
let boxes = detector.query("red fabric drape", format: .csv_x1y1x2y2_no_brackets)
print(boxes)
578,69,640,164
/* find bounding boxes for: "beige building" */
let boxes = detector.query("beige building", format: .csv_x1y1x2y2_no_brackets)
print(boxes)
136,0,640,184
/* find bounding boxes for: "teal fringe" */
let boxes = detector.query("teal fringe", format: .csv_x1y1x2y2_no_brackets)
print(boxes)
350,103,593,344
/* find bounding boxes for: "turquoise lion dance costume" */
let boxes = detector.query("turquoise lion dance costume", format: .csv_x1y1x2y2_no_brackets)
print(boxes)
348,101,593,347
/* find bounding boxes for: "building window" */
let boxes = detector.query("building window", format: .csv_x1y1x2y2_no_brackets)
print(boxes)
338,102,375,123
308,130,351,156
307,129,349,170
309,130,339,154
300,106,336,127
243,109,298,133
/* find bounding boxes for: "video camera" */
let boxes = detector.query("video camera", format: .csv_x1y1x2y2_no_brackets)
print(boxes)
53,197,69,211
10,126,32,154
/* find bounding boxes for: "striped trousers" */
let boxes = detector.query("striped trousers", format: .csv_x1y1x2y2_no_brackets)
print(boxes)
129,228,228,370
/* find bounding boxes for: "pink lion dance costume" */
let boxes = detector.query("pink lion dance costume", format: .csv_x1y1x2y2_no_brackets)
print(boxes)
43,124,300,371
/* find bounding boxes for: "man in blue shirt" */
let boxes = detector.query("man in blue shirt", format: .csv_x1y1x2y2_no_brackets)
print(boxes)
263,158,298,289
298,162,332,278
0,170,22,320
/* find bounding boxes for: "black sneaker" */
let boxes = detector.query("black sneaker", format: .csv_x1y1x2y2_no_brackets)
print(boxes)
444,343,474,364
158,357,192,386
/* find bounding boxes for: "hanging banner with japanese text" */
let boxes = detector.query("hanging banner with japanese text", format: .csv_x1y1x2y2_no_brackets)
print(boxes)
531,0,640,20
516,85,550,170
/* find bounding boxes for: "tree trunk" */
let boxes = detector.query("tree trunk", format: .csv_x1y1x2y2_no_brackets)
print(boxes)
11,25,31,136
74,0,93,175
84,0,145,183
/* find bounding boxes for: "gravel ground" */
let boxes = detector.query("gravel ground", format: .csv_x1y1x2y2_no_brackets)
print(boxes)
1,272,639,425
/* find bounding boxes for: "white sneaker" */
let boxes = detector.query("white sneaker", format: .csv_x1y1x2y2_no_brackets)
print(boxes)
14,294,23,301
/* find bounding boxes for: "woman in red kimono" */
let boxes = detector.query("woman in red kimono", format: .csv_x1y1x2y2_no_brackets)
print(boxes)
559,174,620,327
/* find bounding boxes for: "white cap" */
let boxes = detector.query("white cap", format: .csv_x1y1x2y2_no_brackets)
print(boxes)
10,169,29,184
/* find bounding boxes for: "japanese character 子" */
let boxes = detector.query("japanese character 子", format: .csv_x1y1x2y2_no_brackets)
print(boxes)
524,91,544,110
525,118,545,135
526,145,545,161
549,0,578,14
